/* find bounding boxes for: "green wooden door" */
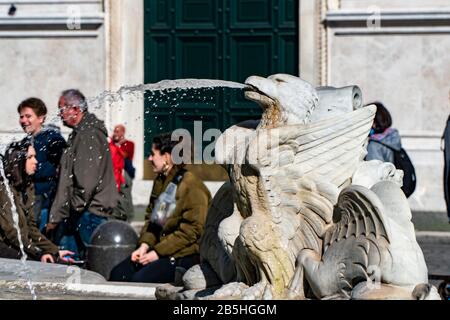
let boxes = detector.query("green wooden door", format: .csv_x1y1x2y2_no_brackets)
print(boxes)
144,0,298,156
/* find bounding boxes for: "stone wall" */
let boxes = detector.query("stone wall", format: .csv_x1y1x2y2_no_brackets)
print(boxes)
0,0,106,147
300,0,450,212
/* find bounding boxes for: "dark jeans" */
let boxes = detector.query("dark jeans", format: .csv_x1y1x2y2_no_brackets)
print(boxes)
109,254,200,283
33,194,53,233
53,211,107,260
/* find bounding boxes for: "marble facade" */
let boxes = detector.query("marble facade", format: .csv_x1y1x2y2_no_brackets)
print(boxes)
0,0,106,144
299,0,450,212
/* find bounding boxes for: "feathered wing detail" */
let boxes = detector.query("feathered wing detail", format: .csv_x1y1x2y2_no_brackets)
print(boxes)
324,185,391,251
318,185,392,295
246,106,377,268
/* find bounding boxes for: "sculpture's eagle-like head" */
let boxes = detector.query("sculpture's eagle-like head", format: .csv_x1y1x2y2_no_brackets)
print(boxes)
244,74,319,128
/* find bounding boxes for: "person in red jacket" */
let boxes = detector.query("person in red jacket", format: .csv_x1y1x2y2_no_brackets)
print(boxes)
111,125,135,221
113,125,134,159
109,137,125,192
113,125,135,177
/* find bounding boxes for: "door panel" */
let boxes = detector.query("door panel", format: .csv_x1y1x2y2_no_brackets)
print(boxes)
144,0,298,157
176,0,219,28
230,0,273,28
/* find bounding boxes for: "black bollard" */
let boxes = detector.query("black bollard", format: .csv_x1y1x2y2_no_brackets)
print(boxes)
87,220,138,280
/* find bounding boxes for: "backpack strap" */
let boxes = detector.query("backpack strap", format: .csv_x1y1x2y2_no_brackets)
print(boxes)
147,168,187,213
171,168,187,185
369,139,398,152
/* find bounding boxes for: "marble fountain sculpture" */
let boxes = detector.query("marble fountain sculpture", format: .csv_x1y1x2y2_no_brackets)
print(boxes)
157,74,440,300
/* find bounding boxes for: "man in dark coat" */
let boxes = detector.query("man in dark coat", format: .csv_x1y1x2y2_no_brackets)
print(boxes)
47,89,119,259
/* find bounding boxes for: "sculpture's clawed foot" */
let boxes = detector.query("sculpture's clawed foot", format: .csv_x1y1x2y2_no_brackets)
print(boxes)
155,283,184,300
286,288,306,300
242,282,273,300
287,276,306,299
286,262,306,299
412,283,441,300
200,282,249,300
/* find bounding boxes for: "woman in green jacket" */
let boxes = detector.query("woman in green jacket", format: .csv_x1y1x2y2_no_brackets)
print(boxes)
0,139,74,263
110,133,211,283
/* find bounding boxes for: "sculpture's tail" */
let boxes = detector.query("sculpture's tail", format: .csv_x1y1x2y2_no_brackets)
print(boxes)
412,283,442,300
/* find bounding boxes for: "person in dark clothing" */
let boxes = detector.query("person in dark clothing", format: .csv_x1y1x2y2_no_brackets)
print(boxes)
17,98,66,232
46,89,119,260
366,102,402,163
443,115,450,222
110,133,211,283
0,139,74,263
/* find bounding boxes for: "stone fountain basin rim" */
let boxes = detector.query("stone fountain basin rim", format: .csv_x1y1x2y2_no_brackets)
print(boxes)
0,279,157,299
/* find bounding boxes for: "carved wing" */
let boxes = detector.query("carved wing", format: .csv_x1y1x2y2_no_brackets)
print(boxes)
320,185,392,295
246,105,377,265
324,184,391,252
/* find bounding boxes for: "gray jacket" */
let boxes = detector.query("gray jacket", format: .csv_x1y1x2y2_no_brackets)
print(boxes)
366,128,402,164
49,112,119,224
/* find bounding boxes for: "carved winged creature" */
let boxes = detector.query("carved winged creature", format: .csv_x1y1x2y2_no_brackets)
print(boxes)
212,74,437,300
167,74,438,300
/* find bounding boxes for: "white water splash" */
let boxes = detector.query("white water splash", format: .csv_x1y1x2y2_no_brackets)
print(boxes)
0,164,37,300
88,78,247,108
41,79,247,127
